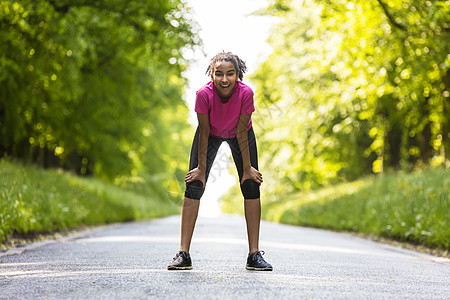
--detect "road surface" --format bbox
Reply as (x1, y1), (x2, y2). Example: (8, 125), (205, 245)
(1, 214), (449, 299)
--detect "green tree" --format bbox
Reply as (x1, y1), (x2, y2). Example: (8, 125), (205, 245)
(250, 0), (449, 197)
(0, 0), (198, 194)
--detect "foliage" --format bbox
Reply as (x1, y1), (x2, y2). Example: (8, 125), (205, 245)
(268, 167), (449, 250)
(250, 0), (449, 195)
(0, 0), (197, 189)
(0, 159), (180, 244)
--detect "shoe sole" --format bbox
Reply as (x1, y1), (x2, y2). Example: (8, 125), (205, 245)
(246, 265), (273, 271)
(167, 266), (193, 270)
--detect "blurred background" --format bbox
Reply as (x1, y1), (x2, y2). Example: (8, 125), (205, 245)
(1, 0), (449, 251)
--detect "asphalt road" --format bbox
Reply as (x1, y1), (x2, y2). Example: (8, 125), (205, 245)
(1, 214), (449, 299)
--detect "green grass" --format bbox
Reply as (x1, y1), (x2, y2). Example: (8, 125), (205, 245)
(0, 159), (180, 244)
(222, 167), (450, 250)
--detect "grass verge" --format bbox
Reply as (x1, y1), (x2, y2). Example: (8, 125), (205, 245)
(221, 167), (449, 253)
(0, 159), (180, 247)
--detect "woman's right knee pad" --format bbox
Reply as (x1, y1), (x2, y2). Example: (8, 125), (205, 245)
(241, 179), (260, 199)
(184, 180), (205, 200)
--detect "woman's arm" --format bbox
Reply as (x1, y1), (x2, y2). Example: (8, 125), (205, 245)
(236, 114), (263, 185)
(185, 113), (210, 187)
(196, 113), (210, 173)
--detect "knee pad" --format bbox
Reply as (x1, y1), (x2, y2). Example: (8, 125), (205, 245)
(241, 179), (260, 199)
(184, 180), (205, 200)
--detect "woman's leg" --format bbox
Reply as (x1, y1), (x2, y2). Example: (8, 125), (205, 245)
(228, 128), (261, 253)
(180, 127), (221, 253)
(180, 197), (200, 253)
(244, 198), (261, 254)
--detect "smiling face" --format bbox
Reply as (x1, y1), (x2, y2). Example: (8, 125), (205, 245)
(211, 61), (238, 98)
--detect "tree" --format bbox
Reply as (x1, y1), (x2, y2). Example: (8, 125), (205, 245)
(0, 0), (198, 195)
(250, 0), (449, 196)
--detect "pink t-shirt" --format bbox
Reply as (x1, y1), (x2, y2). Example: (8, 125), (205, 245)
(195, 81), (255, 138)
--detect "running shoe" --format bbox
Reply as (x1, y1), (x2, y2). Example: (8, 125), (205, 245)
(246, 250), (273, 271)
(167, 251), (192, 270)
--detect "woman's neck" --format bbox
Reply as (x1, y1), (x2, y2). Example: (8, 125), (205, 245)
(220, 95), (231, 103)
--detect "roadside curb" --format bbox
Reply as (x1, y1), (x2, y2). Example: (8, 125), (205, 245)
(374, 240), (450, 264)
(0, 225), (110, 258)
(347, 232), (450, 263)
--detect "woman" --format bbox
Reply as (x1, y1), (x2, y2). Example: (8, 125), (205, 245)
(168, 51), (272, 271)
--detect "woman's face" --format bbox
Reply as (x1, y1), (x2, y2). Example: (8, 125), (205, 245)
(211, 61), (238, 98)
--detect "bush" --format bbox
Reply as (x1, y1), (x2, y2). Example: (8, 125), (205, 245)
(0, 159), (179, 244)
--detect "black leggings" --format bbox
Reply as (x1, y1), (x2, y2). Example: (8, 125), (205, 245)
(185, 127), (260, 200)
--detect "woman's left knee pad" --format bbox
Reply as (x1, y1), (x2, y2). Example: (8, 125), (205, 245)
(241, 179), (260, 199)
(184, 180), (205, 200)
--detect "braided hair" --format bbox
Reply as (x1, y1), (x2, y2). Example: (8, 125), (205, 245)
(205, 51), (247, 81)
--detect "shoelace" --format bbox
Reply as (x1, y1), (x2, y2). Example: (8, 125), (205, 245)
(173, 252), (183, 261)
(251, 250), (265, 262)
(173, 251), (189, 261)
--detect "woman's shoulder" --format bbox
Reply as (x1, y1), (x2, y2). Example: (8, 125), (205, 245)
(237, 81), (254, 96)
(197, 81), (214, 95)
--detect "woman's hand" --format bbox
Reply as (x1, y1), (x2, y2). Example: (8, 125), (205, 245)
(185, 167), (206, 187)
(241, 166), (263, 185)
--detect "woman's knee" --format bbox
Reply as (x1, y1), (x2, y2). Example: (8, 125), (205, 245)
(184, 180), (205, 200)
(241, 179), (260, 199)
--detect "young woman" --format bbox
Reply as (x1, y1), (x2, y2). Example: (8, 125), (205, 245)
(167, 52), (272, 271)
